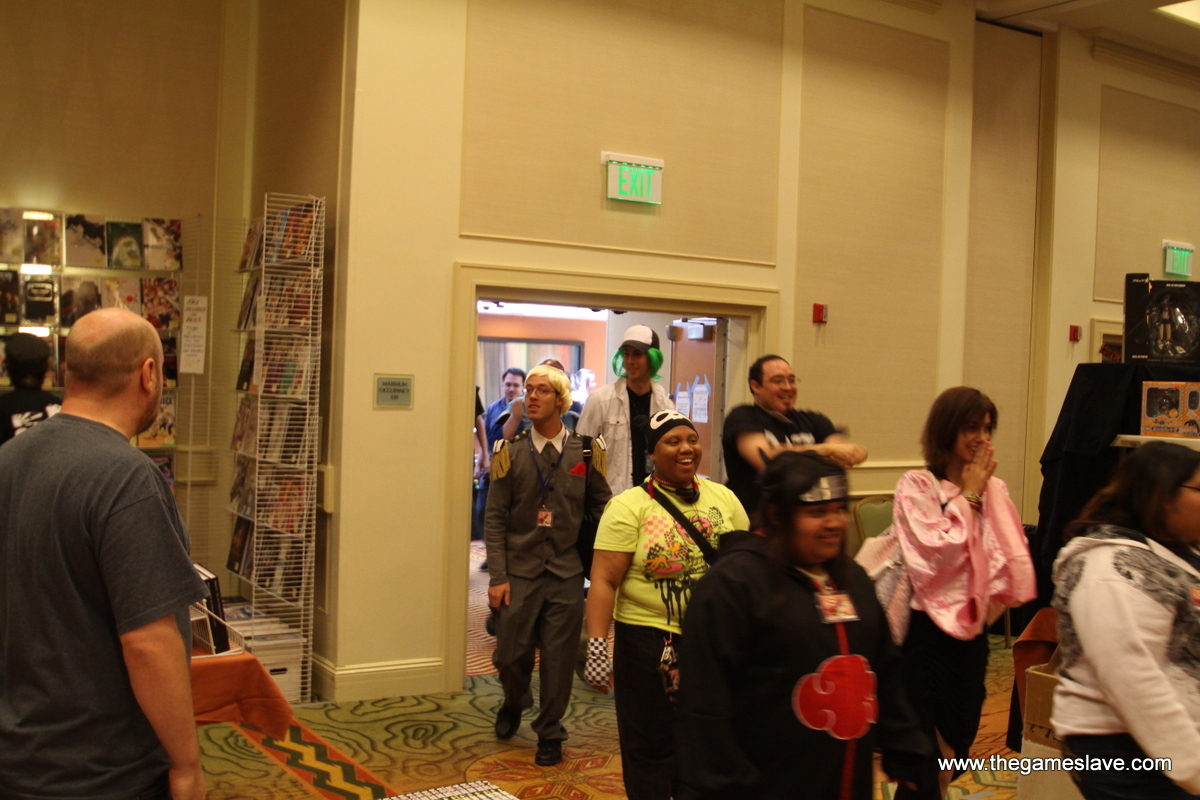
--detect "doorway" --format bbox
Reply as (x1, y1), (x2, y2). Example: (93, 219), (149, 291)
(448, 261), (781, 684)
(466, 301), (743, 680)
(448, 261), (777, 681)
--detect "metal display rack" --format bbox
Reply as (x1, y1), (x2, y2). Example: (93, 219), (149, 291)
(226, 192), (324, 703)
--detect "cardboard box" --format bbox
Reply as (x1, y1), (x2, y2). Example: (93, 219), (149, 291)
(1023, 658), (1062, 751)
(226, 615), (306, 703)
(1141, 381), (1200, 438)
(1125, 274), (1200, 365)
(1016, 653), (1083, 800)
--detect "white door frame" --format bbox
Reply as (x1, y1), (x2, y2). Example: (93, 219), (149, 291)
(443, 261), (781, 685)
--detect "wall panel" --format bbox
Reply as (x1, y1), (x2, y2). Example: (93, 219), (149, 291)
(0, 0), (222, 217)
(1094, 87), (1200, 302)
(461, 0), (783, 264)
(796, 7), (949, 459)
(964, 22), (1040, 509)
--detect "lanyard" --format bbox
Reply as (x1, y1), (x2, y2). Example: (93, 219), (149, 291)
(808, 575), (856, 800)
(527, 432), (567, 505)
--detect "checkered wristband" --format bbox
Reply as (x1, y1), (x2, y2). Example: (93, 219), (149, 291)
(584, 637), (610, 687)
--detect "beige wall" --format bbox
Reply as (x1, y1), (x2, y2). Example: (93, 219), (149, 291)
(0, 1), (222, 217)
(963, 22), (1040, 510)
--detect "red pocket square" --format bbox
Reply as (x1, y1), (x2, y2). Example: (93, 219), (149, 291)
(568, 462), (588, 476)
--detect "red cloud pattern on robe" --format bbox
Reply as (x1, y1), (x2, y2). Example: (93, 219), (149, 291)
(792, 654), (878, 740)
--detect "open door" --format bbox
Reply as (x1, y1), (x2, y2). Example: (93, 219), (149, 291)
(667, 317), (728, 482)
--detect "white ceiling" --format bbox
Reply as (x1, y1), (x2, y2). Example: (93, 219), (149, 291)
(979, 0), (1200, 64)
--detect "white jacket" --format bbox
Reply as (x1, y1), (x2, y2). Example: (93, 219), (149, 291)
(576, 378), (674, 496)
(1051, 526), (1200, 794)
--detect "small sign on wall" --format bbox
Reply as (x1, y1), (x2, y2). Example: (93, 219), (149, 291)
(1164, 240), (1194, 278)
(602, 151), (663, 205)
(375, 374), (414, 409)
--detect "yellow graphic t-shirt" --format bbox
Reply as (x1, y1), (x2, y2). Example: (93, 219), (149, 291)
(595, 478), (750, 634)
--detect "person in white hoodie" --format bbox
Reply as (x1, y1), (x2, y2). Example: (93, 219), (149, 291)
(1052, 440), (1200, 800)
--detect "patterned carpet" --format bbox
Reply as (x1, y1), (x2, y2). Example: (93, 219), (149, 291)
(199, 542), (1024, 799)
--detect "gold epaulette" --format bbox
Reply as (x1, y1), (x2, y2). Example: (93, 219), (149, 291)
(592, 434), (607, 478)
(491, 438), (511, 479)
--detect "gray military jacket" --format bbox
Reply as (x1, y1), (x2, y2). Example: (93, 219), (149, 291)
(485, 429), (611, 586)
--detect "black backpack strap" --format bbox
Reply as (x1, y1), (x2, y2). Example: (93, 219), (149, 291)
(641, 484), (718, 565)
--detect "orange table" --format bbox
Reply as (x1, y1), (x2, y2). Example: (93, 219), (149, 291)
(191, 651), (294, 739)
(1013, 606), (1058, 717)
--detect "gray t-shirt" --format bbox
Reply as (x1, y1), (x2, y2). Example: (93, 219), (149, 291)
(0, 413), (207, 799)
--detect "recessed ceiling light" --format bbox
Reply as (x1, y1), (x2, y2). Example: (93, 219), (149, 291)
(1159, 0), (1200, 29)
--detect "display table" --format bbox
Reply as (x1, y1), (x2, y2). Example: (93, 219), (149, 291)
(1036, 362), (1200, 603)
(192, 651), (294, 739)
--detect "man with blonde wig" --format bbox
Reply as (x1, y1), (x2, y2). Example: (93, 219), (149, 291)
(0, 308), (208, 800)
(486, 365), (611, 767)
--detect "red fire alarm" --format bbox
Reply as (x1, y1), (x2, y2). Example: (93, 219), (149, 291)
(1069, 325), (1082, 342)
(812, 303), (828, 324)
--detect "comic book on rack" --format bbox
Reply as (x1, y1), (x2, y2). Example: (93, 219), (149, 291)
(280, 203), (316, 261)
(235, 337), (257, 392)
(252, 534), (290, 594)
(21, 274), (58, 325)
(280, 540), (305, 601)
(137, 392), (176, 448)
(101, 276), (142, 316)
(24, 215), (61, 265)
(142, 218), (182, 271)
(260, 338), (310, 397)
(65, 214), (107, 267)
(266, 474), (309, 537)
(236, 272), (260, 330)
(263, 203), (316, 264)
(1, 270), (20, 324)
(192, 562), (230, 652)
(261, 272), (313, 329)
(267, 402), (310, 466)
(231, 393), (259, 455)
(141, 278), (180, 329)
(106, 221), (143, 269)
(227, 516), (254, 576)
(236, 219), (264, 272)
(0, 210), (23, 264)
(149, 452), (175, 487)
(161, 334), (178, 387)
(60, 276), (102, 327)
(229, 456), (257, 519)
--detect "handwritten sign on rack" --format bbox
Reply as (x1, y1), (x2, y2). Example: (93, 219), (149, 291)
(180, 295), (208, 374)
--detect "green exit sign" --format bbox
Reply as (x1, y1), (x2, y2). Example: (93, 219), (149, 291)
(1164, 239), (1194, 277)
(603, 151), (663, 205)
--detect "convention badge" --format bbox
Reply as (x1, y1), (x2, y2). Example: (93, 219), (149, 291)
(537, 507), (554, 527)
(1190, 586), (1200, 611)
(816, 592), (859, 624)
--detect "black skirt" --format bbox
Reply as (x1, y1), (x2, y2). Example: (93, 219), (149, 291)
(901, 609), (990, 759)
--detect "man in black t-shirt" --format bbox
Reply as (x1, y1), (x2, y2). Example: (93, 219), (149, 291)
(0, 309), (208, 800)
(721, 354), (866, 514)
(0, 332), (61, 445)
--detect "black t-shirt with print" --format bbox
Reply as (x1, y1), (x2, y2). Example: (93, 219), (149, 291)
(721, 403), (838, 515)
(0, 387), (61, 446)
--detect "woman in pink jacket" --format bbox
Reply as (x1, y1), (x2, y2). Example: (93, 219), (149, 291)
(892, 386), (1036, 800)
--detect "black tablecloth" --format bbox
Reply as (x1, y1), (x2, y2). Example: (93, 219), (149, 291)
(1034, 362), (1200, 602)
